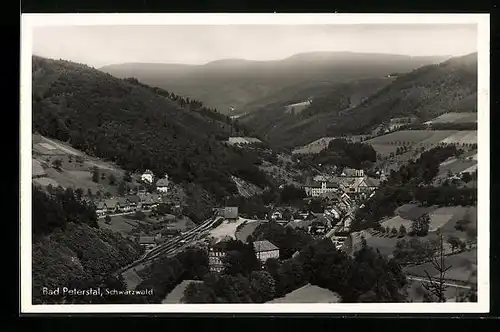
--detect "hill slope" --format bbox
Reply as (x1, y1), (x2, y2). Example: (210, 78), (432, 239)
(241, 53), (477, 148)
(32, 56), (270, 201)
(100, 52), (447, 114)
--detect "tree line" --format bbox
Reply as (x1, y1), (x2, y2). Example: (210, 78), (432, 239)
(183, 237), (407, 303)
(298, 138), (377, 170)
(32, 184), (98, 238)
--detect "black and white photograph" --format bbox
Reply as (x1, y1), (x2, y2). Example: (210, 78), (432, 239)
(20, 13), (489, 313)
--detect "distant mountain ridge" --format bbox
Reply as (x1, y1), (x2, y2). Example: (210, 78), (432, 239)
(100, 52), (448, 114)
(240, 53), (477, 148)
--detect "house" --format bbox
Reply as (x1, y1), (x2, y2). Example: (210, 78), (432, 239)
(141, 169), (154, 184)
(116, 197), (131, 212)
(126, 195), (141, 211)
(271, 211), (283, 220)
(337, 213), (354, 234)
(341, 168), (364, 178)
(364, 177), (381, 192)
(104, 198), (120, 213)
(208, 242), (227, 273)
(324, 206), (341, 220)
(95, 201), (107, 216)
(253, 240), (280, 263)
(138, 236), (157, 251)
(156, 174), (170, 193)
(224, 206), (239, 221)
(140, 195), (155, 210)
(338, 177), (365, 194)
(303, 179), (340, 197)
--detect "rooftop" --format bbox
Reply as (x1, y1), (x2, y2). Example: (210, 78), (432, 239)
(156, 178), (170, 187)
(138, 236), (156, 244)
(253, 240), (279, 252)
(267, 284), (341, 303)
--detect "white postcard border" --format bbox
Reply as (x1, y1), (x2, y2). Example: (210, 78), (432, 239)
(20, 13), (490, 314)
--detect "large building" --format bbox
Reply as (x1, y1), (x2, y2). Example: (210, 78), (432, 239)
(208, 242), (228, 273)
(224, 206), (239, 221)
(253, 240), (280, 263)
(303, 179), (340, 197)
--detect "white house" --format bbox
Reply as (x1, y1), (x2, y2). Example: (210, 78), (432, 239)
(156, 174), (170, 193)
(141, 169), (154, 184)
(253, 240), (280, 263)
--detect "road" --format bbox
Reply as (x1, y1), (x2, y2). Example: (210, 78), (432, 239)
(98, 209), (152, 219)
(406, 276), (474, 290)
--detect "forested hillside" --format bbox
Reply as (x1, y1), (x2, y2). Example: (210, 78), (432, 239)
(32, 56), (271, 202)
(242, 78), (391, 145)
(32, 185), (142, 304)
(101, 52), (446, 114)
(241, 53), (477, 148)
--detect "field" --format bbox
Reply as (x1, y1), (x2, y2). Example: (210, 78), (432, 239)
(33, 177), (60, 187)
(97, 215), (145, 237)
(395, 204), (438, 220)
(32, 134), (144, 195)
(425, 112), (477, 124)
(267, 284), (341, 303)
(32, 159), (46, 177)
(364, 130), (477, 157)
(292, 135), (367, 155)
(227, 137), (263, 146)
(380, 216), (413, 231)
(404, 249), (477, 283)
(352, 205), (476, 258)
(285, 100), (311, 115)
(162, 280), (202, 304)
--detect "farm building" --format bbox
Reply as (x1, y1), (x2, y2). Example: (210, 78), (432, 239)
(253, 240), (280, 263)
(224, 206), (239, 221)
(156, 174), (170, 193)
(267, 284), (341, 303)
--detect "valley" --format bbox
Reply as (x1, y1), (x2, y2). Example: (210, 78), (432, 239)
(30, 49), (479, 305)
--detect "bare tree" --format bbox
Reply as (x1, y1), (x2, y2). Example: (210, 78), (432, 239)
(422, 233), (452, 302)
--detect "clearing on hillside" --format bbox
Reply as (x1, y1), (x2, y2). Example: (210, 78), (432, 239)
(425, 112), (477, 124)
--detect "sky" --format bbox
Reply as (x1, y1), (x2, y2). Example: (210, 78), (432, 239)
(32, 24), (478, 68)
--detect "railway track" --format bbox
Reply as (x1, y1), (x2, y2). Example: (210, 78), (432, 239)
(114, 212), (224, 277)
